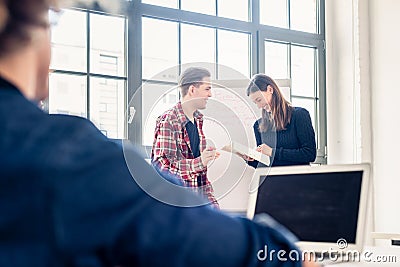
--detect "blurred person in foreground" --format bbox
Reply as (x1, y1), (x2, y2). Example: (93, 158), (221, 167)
(0, 0), (319, 266)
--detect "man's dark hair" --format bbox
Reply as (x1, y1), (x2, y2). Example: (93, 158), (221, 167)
(179, 67), (211, 97)
(0, 0), (57, 58)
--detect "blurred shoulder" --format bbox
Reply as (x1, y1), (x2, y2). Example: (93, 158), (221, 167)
(49, 114), (105, 141)
(44, 114), (120, 162)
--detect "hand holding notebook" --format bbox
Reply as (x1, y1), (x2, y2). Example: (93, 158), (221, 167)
(221, 141), (270, 166)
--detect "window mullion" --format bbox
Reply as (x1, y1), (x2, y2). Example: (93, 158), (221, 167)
(86, 11), (91, 120)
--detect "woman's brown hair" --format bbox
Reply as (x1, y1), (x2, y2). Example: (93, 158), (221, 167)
(246, 74), (293, 132)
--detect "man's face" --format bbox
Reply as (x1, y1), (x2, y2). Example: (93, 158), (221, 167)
(25, 10), (53, 101)
(191, 76), (212, 110)
(34, 26), (52, 101)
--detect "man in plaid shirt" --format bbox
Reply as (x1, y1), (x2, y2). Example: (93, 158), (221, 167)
(151, 67), (220, 208)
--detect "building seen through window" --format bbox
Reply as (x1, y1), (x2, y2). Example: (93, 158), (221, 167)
(47, 1), (326, 163)
(49, 9), (126, 139)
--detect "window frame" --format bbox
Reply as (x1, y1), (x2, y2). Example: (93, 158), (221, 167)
(128, 0), (326, 163)
(49, 8), (128, 139)
(54, 1), (326, 163)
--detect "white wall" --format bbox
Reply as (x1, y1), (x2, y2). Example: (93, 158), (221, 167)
(325, 0), (372, 164)
(369, 0), (400, 233)
(326, 0), (400, 234)
(211, 0), (400, 230)
(326, 0), (359, 164)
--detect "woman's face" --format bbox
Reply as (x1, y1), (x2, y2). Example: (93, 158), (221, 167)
(249, 86), (273, 112)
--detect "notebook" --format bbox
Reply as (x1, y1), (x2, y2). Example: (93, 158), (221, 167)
(247, 164), (371, 264)
(221, 141), (270, 166)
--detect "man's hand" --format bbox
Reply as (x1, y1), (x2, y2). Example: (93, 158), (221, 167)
(201, 147), (219, 166)
(221, 144), (254, 161)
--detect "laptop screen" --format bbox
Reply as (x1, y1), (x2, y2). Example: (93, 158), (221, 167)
(254, 170), (363, 244)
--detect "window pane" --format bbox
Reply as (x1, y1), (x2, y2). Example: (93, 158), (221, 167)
(279, 85), (291, 101)
(49, 73), (87, 118)
(90, 78), (125, 139)
(218, 30), (250, 79)
(51, 10), (86, 72)
(142, 18), (178, 82)
(181, 24), (216, 77)
(290, 0), (317, 33)
(90, 14), (126, 76)
(291, 97), (316, 130)
(181, 0), (216, 16)
(142, 82), (179, 146)
(265, 41), (289, 79)
(218, 0), (249, 21)
(291, 45), (315, 97)
(260, 0), (288, 28)
(142, 0), (178, 9)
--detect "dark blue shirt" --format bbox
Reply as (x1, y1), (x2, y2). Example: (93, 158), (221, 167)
(248, 107), (316, 167)
(185, 119), (200, 158)
(0, 76), (302, 267)
(185, 119), (204, 186)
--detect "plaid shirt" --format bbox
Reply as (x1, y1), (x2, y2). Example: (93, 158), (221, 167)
(151, 102), (219, 208)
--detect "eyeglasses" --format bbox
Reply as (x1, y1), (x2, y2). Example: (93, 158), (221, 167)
(57, 0), (123, 14)
(48, 8), (64, 27)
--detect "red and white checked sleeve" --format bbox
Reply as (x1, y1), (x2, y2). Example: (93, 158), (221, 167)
(152, 119), (205, 183)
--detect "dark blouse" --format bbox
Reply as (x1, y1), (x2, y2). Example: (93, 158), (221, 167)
(248, 107), (316, 167)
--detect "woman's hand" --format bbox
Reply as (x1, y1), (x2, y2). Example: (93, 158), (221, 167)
(256, 144), (273, 157)
(221, 144), (255, 161)
(239, 153), (254, 161)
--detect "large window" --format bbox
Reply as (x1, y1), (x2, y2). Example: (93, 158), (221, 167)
(265, 41), (320, 146)
(143, 0), (250, 21)
(51, 1), (326, 163)
(135, 0), (326, 163)
(141, 17), (251, 148)
(49, 9), (127, 139)
(260, 0), (318, 33)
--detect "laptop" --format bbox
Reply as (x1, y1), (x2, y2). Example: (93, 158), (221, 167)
(247, 164), (371, 264)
